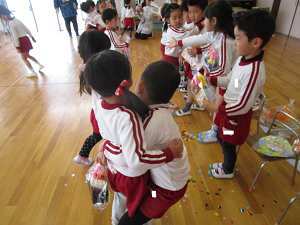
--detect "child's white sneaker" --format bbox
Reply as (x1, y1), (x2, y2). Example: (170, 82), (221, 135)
(173, 109), (191, 117)
(198, 130), (218, 143)
(38, 64), (44, 71)
(208, 168), (234, 179)
(179, 87), (188, 93)
(191, 104), (205, 111)
(26, 70), (38, 78)
(209, 163), (223, 169)
(178, 82), (186, 88)
(73, 155), (94, 166)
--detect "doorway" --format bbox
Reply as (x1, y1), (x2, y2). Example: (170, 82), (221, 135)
(6, 0), (85, 32)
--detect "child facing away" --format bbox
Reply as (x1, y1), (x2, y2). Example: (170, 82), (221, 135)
(0, 5), (44, 78)
(168, 0), (238, 144)
(102, 8), (131, 53)
(119, 0), (135, 40)
(162, 3), (203, 70)
(100, 61), (190, 225)
(135, 0), (159, 40)
(73, 30), (111, 166)
(84, 50), (184, 221)
(203, 9), (276, 179)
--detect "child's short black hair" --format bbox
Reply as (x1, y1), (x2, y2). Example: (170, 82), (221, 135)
(78, 30), (111, 95)
(102, 8), (118, 24)
(187, 0), (207, 11)
(87, 0), (96, 8)
(85, 50), (150, 118)
(0, 5), (14, 19)
(234, 9), (276, 49)
(81, 2), (91, 13)
(180, 0), (188, 12)
(140, 61), (180, 104)
(124, 0), (131, 5)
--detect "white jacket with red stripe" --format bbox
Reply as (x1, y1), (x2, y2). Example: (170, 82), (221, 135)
(94, 99), (174, 177)
(211, 53), (266, 116)
(179, 32), (237, 77)
(143, 104), (190, 191)
(104, 29), (129, 53)
(164, 23), (203, 58)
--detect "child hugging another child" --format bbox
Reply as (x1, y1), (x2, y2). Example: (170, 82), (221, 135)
(119, 0), (135, 41)
(203, 9), (276, 179)
(73, 30), (111, 166)
(101, 61), (190, 225)
(84, 50), (184, 225)
(93, 0), (107, 32)
(102, 8), (131, 53)
(0, 5), (44, 78)
(81, 0), (98, 30)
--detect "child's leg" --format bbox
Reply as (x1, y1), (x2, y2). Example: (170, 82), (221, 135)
(217, 130), (236, 173)
(135, 32), (141, 39)
(74, 132), (102, 166)
(118, 207), (151, 225)
(27, 55), (44, 70)
(128, 27), (133, 39)
(120, 28), (126, 36)
(20, 52), (34, 70)
(112, 192), (127, 225)
(173, 79), (193, 116)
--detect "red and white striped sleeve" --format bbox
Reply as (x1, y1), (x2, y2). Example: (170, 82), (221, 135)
(104, 107), (173, 170)
(219, 61), (265, 116)
(106, 30), (129, 51)
(168, 24), (201, 41)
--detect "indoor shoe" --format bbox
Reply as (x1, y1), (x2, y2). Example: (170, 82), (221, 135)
(191, 104), (205, 111)
(208, 168), (234, 179)
(179, 87), (188, 93)
(182, 93), (188, 100)
(173, 109), (191, 117)
(73, 155), (94, 166)
(199, 129), (212, 137)
(168, 102), (179, 109)
(209, 163), (223, 169)
(198, 131), (218, 143)
(178, 83), (186, 88)
(38, 64), (44, 71)
(26, 71), (38, 78)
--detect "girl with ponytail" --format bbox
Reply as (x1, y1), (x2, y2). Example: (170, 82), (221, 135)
(84, 50), (183, 220)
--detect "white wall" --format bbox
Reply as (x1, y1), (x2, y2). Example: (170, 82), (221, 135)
(256, 0), (274, 10)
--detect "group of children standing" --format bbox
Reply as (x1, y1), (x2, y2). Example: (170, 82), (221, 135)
(0, 0), (276, 224)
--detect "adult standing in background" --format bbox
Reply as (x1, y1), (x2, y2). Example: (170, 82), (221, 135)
(54, 0), (80, 37)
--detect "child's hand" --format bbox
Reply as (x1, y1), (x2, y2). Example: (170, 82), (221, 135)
(188, 47), (197, 57)
(32, 37), (36, 43)
(56, 8), (59, 13)
(95, 141), (108, 166)
(203, 99), (218, 112)
(17, 49), (21, 53)
(204, 67), (208, 76)
(98, 25), (103, 30)
(168, 138), (183, 159)
(166, 37), (178, 49)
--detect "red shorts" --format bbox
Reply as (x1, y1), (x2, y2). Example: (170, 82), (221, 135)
(140, 182), (188, 218)
(107, 169), (150, 217)
(18, 36), (33, 53)
(214, 107), (253, 145)
(90, 109), (100, 134)
(124, 18), (134, 28)
(160, 43), (165, 57)
(219, 87), (226, 96)
(162, 55), (179, 71)
(184, 61), (192, 79)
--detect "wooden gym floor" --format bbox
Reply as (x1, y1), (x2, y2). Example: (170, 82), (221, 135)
(0, 30), (300, 225)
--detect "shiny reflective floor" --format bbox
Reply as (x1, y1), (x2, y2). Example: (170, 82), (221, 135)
(0, 30), (300, 225)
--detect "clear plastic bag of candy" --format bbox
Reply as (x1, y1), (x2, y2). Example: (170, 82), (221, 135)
(86, 163), (111, 211)
(191, 72), (216, 107)
(202, 33), (224, 73)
